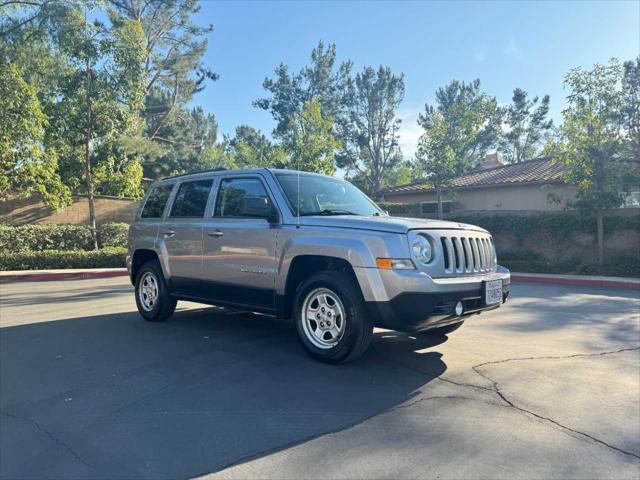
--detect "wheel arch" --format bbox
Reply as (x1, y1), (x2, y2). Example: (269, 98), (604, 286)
(130, 249), (160, 283)
(279, 254), (362, 320)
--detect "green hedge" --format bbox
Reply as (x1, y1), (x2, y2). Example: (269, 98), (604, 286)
(97, 223), (129, 248)
(0, 247), (127, 271)
(0, 223), (129, 253)
(375, 206), (640, 277)
(377, 203), (640, 237)
(500, 251), (639, 277)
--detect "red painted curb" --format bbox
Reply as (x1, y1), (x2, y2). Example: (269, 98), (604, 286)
(0, 269), (128, 283)
(512, 274), (640, 291)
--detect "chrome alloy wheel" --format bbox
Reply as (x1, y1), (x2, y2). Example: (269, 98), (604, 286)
(301, 288), (346, 349)
(139, 271), (159, 312)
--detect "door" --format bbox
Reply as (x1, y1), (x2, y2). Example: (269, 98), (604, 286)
(202, 176), (279, 309)
(161, 178), (214, 294)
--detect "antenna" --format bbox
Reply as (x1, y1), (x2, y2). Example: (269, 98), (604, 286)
(296, 110), (301, 225)
(297, 158), (300, 225)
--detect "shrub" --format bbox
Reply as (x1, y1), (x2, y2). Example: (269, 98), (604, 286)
(0, 224), (95, 253)
(0, 247), (127, 271)
(502, 254), (639, 277)
(0, 223), (130, 253)
(97, 223), (129, 248)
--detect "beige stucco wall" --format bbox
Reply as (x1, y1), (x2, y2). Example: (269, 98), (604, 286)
(0, 195), (140, 225)
(382, 183), (578, 212)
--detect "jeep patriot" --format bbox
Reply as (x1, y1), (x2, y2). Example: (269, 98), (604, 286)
(127, 168), (511, 363)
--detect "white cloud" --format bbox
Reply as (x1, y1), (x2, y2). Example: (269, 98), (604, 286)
(503, 36), (522, 61)
(396, 108), (423, 160)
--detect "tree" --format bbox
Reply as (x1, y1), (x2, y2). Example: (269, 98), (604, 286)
(228, 125), (287, 169)
(416, 113), (457, 219)
(348, 160), (413, 195)
(0, 63), (71, 207)
(255, 41), (351, 141)
(416, 79), (501, 218)
(52, 7), (146, 248)
(142, 106), (218, 177)
(1, 0), (218, 218)
(281, 99), (340, 175)
(500, 88), (553, 163)
(337, 66), (405, 194)
(554, 58), (639, 265)
(107, 0), (218, 140)
(622, 57), (640, 160)
(1, 1), (150, 200)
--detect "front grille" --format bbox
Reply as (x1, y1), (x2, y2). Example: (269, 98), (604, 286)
(440, 235), (496, 274)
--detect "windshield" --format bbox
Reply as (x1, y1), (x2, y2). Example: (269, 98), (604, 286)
(274, 172), (383, 217)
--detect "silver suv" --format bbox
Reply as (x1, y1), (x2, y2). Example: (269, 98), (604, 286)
(127, 168), (510, 363)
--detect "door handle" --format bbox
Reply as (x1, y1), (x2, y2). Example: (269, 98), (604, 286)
(163, 230), (176, 238)
(207, 230), (224, 238)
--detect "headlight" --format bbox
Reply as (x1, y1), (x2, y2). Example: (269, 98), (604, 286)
(412, 235), (433, 265)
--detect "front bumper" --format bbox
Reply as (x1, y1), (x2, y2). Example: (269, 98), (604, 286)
(359, 267), (511, 333)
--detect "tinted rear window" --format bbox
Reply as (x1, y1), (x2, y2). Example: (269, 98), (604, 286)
(169, 179), (213, 218)
(141, 184), (173, 218)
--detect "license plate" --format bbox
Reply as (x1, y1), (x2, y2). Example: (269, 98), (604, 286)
(484, 279), (503, 305)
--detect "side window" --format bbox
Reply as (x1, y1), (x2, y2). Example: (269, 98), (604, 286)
(141, 184), (173, 218)
(169, 179), (213, 218)
(214, 178), (276, 218)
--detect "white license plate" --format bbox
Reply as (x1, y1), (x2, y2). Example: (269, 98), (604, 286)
(484, 280), (503, 305)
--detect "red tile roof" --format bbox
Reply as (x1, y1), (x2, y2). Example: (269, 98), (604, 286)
(380, 157), (570, 195)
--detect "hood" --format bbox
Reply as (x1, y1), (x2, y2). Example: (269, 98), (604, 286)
(294, 215), (488, 234)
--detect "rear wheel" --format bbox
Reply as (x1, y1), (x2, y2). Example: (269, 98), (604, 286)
(135, 260), (177, 322)
(294, 271), (373, 363)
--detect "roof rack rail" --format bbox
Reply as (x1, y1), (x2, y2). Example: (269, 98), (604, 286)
(161, 167), (227, 181)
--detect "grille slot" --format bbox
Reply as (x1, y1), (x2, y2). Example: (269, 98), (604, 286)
(439, 233), (495, 274)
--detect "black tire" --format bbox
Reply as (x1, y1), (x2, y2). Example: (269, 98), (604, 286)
(134, 260), (177, 322)
(293, 270), (373, 363)
(420, 321), (464, 336)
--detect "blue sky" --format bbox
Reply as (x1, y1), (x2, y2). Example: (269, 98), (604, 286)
(193, 0), (639, 158)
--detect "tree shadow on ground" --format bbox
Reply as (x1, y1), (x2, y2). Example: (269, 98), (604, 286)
(0, 307), (448, 480)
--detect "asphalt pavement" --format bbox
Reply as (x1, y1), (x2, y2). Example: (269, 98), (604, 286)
(0, 277), (638, 480)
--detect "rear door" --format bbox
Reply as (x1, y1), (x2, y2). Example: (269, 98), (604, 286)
(131, 181), (175, 256)
(202, 175), (280, 310)
(161, 177), (214, 294)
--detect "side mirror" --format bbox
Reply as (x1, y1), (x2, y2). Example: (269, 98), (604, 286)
(239, 196), (278, 222)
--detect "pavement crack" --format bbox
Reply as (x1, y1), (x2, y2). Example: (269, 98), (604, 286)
(1, 410), (93, 469)
(470, 346), (640, 460)
(473, 346), (640, 371)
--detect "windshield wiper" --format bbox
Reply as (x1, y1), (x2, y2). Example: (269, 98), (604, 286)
(300, 209), (358, 216)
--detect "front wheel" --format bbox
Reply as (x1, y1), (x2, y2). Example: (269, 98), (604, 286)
(135, 260), (177, 322)
(294, 271), (373, 363)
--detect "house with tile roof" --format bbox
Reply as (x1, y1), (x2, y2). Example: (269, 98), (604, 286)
(378, 153), (579, 214)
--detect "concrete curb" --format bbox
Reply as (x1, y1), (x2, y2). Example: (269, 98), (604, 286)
(0, 268), (128, 283)
(511, 273), (640, 291)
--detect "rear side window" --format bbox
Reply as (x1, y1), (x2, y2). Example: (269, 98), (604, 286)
(214, 177), (275, 218)
(141, 184), (173, 218)
(169, 179), (213, 218)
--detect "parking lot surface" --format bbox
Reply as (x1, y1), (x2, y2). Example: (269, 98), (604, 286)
(1, 277), (639, 480)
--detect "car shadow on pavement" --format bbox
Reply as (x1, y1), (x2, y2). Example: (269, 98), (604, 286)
(0, 307), (447, 480)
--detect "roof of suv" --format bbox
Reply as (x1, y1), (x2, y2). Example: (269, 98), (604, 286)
(160, 168), (335, 182)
